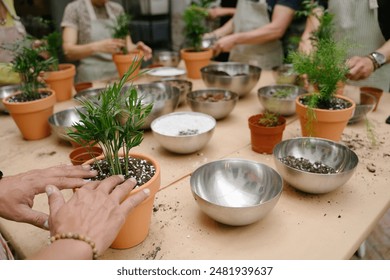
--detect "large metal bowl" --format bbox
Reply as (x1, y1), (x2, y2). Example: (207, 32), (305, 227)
(273, 137), (359, 194)
(190, 158), (283, 226)
(348, 92), (376, 124)
(0, 84), (20, 113)
(151, 112), (216, 154)
(153, 51), (180, 67)
(187, 88), (239, 120)
(48, 107), (83, 142)
(257, 84), (307, 116)
(152, 78), (192, 106)
(201, 62), (262, 97)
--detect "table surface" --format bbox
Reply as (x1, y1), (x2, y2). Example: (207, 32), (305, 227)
(0, 70), (389, 260)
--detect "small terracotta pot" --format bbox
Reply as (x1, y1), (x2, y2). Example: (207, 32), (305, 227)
(248, 114), (286, 154)
(360, 86), (383, 111)
(112, 50), (143, 81)
(69, 146), (103, 165)
(84, 152), (161, 249)
(44, 64), (76, 102)
(180, 48), (213, 79)
(3, 89), (56, 140)
(295, 94), (356, 142)
(74, 82), (93, 93)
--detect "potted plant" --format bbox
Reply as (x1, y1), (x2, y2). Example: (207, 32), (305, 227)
(248, 111), (286, 154)
(68, 60), (160, 249)
(42, 30), (76, 102)
(181, 1), (214, 79)
(110, 13), (143, 81)
(2, 38), (57, 140)
(289, 10), (355, 141)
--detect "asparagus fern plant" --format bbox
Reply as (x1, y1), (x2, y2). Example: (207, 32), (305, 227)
(68, 59), (153, 177)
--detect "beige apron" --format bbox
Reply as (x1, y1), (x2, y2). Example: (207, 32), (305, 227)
(328, 0), (390, 91)
(76, 0), (118, 83)
(229, 0), (283, 69)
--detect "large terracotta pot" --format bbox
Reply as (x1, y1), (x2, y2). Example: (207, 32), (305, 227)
(44, 63), (76, 102)
(3, 89), (56, 140)
(180, 48), (213, 79)
(295, 94), (356, 142)
(85, 152), (161, 249)
(112, 50), (143, 81)
(248, 114), (286, 154)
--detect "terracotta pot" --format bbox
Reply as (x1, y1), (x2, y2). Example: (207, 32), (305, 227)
(44, 64), (76, 102)
(360, 86), (383, 111)
(74, 82), (93, 93)
(295, 94), (356, 142)
(248, 114), (286, 154)
(112, 50), (143, 81)
(84, 152), (161, 249)
(180, 48), (213, 79)
(3, 89), (56, 140)
(69, 146), (103, 165)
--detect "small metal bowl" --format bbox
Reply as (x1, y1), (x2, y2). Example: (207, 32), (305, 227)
(348, 92), (376, 124)
(48, 107), (84, 142)
(272, 64), (298, 85)
(153, 51), (180, 67)
(201, 62), (262, 97)
(190, 158), (283, 226)
(0, 84), (20, 113)
(151, 112), (216, 154)
(73, 87), (105, 103)
(152, 78), (193, 106)
(273, 137), (359, 194)
(257, 84), (307, 116)
(187, 88), (239, 120)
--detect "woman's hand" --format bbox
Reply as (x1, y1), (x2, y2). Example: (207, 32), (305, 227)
(94, 38), (126, 54)
(46, 176), (149, 256)
(0, 165), (97, 229)
(346, 56), (375, 80)
(135, 41), (152, 60)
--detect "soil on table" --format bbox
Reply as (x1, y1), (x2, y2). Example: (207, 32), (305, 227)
(279, 155), (337, 174)
(89, 157), (156, 188)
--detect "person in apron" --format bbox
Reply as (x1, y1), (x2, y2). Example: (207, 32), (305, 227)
(210, 0), (301, 69)
(300, 0), (390, 92)
(61, 0), (152, 83)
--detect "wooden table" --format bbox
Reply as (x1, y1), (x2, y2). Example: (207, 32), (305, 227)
(0, 70), (389, 260)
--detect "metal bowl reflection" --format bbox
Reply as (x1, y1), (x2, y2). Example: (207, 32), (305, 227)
(0, 84), (20, 113)
(152, 78), (192, 106)
(190, 158), (283, 226)
(273, 137), (358, 194)
(48, 107), (83, 142)
(201, 63), (261, 97)
(348, 92), (376, 124)
(153, 51), (180, 67)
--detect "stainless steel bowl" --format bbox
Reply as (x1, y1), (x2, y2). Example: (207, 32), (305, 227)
(273, 137), (359, 194)
(151, 112), (216, 154)
(152, 78), (192, 105)
(257, 84), (307, 116)
(73, 87), (105, 103)
(348, 92), (376, 124)
(153, 51), (180, 67)
(201, 62), (262, 97)
(190, 158), (283, 226)
(0, 84), (20, 113)
(48, 107), (83, 142)
(187, 88), (239, 120)
(272, 64), (298, 85)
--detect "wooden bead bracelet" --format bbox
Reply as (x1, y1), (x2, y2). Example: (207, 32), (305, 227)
(50, 232), (99, 260)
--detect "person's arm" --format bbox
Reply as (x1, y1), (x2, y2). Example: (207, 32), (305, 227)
(62, 26), (126, 61)
(0, 165), (97, 229)
(298, 6), (323, 53)
(347, 39), (390, 80)
(213, 5), (296, 55)
(30, 176), (149, 260)
(208, 7), (236, 19)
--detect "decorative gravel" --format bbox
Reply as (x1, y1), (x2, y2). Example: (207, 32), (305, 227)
(279, 155), (337, 174)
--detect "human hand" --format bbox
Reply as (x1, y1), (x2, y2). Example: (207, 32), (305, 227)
(0, 165), (97, 229)
(212, 34), (236, 56)
(346, 56), (375, 80)
(135, 41), (152, 60)
(46, 176), (149, 256)
(208, 7), (221, 20)
(95, 38), (126, 54)
(298, 38), (313, 54)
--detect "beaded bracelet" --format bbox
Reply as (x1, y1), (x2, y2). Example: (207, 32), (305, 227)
(49, 232), (99, 260)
